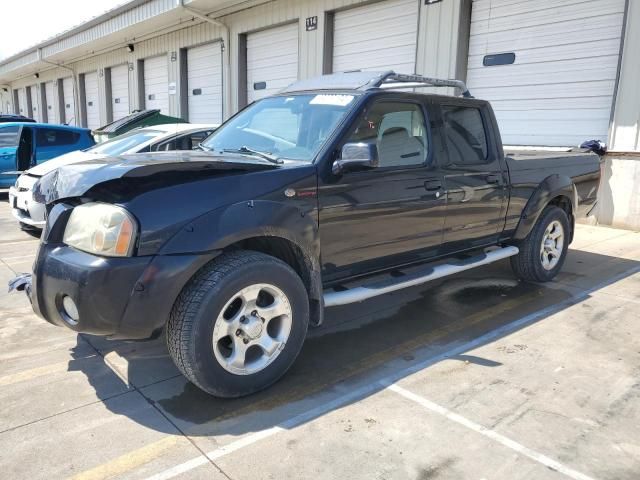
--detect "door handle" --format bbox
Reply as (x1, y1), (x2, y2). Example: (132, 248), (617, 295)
(486, 174), (501, 184)
(424, 179), (442, 191)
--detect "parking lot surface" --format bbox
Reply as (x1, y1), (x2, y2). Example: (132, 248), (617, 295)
(1, 198), (639, 480)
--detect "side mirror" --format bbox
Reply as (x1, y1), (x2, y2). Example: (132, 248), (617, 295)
(332, 142), (378, 175)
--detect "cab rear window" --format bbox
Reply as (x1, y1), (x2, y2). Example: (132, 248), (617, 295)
(441, 105), (488, 165)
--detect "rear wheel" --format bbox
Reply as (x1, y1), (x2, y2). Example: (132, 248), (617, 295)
(166, 250), (309, 397)
(511, 206), (570, 282)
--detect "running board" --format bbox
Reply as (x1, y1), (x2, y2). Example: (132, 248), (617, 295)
(323, 246), (519, 307)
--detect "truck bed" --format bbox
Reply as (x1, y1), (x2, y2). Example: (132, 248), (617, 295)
(503, 149), (601, 232)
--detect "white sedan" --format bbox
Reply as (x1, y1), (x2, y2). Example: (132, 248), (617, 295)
(9, 123), (217, 229)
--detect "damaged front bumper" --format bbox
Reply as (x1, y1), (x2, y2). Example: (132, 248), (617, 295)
(8, 203), (221, 340)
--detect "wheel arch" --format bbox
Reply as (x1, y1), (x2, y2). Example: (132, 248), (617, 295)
(513, 175), (577, 243)
(159, 200), (324, 326)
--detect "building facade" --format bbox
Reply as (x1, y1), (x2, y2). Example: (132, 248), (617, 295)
(0, 0), (638, 228)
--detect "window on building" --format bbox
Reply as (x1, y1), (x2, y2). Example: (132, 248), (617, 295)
(441, 105), (488, 165)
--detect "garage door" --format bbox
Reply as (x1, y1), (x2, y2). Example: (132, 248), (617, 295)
(17, 88), (27, 116)
(187, 42), (223, 123)
(144, 55), (169, 113)
(466, 0), (626, 146)
(246, 23), (298, 103)
(63, 77), (76, 125)
(84, 72), (100, 130)
(332, 0), (419, 74)
(44, 81), (57, 124)
(110, 64), (130, 121)
(29, 85), (40, 122)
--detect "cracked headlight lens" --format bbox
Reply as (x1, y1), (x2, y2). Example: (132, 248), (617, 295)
(63, 202), (137, 257)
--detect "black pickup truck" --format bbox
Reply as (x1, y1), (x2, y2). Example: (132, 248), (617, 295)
(13, 72), (601, 397)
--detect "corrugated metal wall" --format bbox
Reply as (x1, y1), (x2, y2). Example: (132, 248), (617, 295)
(2, 0), (467, 127)
(610, 0), (639, 151)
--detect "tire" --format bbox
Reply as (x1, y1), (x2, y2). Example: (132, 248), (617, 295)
(510, 206), (570, 283)
(166, 250), (309, 398)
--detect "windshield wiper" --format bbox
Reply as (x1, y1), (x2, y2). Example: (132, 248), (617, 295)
(222, 146), (283, 164)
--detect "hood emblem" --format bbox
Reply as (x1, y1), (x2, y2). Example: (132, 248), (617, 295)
(284, 188), (296, 198)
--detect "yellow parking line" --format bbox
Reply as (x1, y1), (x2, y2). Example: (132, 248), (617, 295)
(69, 436), (184, 480)
(0, 358), (94, 387)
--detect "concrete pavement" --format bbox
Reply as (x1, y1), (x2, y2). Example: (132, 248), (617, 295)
(0, 198), (638, 480)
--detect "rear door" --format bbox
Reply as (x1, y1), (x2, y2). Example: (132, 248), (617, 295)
(34, 127), (81, 164)
(319, 97), (446, 281)
(438, 102), (507, 251)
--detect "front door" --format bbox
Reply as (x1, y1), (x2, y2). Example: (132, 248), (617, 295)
(319, 99), (446, 283)
(438, 103), (507, 251)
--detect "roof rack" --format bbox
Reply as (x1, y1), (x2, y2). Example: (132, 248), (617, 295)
(370, 72), (472, 98)
(280, 70), (472, 97)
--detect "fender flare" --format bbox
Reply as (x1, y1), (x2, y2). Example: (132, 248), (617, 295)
(512, 174), (577, 241)
(158, 200), (324, 325)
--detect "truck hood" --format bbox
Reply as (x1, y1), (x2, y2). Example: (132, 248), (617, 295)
(28, 150), (98, 177)
(33, 151), (279, 204)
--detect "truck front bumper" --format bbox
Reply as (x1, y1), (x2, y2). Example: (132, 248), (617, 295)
(14, 203), (221, 340)
(26, 242), (222, 339)
(30, 243), (154, 338)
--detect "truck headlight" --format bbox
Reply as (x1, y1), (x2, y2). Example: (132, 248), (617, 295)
(63, 203), (137, 257)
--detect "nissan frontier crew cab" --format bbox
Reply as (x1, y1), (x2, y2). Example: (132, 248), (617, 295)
(11, 71), (602, 398)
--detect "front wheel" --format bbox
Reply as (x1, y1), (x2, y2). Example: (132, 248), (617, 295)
(166, 250), (309, 398)
(511, 206), (570, 282)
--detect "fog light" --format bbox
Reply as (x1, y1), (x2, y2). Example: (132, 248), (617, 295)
(62, 295), (79, 325)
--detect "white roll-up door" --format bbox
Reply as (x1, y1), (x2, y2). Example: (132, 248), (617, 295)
(63, 77), (76, 125)
(332, 0), (419, 74)
(44, 81), (57, 124)
(17, 88), (27, 116)
(247, 23), (298, 103)
(466, 0), (625, 146)
(84, 71), (100, 130)
(110, 64), (130, 121)
(30, 85), (40, 122)
(187, 42), (223, 123)
(144, 55), (169, 113)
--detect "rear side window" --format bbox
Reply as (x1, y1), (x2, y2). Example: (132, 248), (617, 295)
(0, 126), (19, 147)
(36, 128), (81, 147)
(441, 106), (488, 165)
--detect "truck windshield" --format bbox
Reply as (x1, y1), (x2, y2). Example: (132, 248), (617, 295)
(201, 94), (356, 162)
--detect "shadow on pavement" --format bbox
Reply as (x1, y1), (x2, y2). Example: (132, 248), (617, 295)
(68, 250), (639, 439)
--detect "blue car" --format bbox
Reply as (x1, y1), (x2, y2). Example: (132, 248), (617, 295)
(0, 122), (94, 188)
